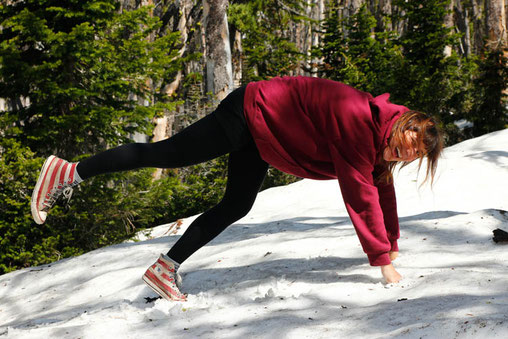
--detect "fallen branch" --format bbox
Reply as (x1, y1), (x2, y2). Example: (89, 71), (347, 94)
(164, 219), (184, 235)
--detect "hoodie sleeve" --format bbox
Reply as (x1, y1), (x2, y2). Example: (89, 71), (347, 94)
(329, 142), (393, 266)
(374, 179), (400, 252)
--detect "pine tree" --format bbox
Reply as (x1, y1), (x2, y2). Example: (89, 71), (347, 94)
(390, 0), (469, 124)
(0, 0), (186, 273)
(318, 3), (401, 95)
(468, 49), (508, 136)
(0, 0), (183, 159)
(228, 0), (308, 81)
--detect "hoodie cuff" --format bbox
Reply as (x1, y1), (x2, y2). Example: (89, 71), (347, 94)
(390, 239), (399, 252)
(367, 252), (391, 266)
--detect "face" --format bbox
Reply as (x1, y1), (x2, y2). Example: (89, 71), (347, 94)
(383, 130), (426, 162)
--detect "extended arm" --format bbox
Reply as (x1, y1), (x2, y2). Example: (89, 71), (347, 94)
(330, 144), (402, 283)
(375, 177), (400, 253)
(375, 172), (402, 283)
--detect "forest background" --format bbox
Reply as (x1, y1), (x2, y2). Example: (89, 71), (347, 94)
(0, 0), (506, 274)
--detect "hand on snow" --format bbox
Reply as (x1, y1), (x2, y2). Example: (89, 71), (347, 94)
(381, 263), (402, 284)
(389, 251), (399, 261)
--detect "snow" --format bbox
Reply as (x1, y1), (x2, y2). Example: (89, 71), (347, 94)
(1, 129), (507, 339)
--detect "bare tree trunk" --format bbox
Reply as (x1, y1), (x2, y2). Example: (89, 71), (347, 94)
(376, 0), (393, 31)
(151, 116), (173, 179)
(339, 0), (365, 36)
(294, 14), (303, 76)
(506, 0), (508, 42)
(160, 0), (192, 98)
(471, 0), (486, 54)
(485, 0), (507, 50)
(349, 0), (365, 15)
(444, 0), (455, 57)
(203, 0), (234, 101)
(231, 28), (243, 87)
(294, 0), (319, 76)
(131, 0), (197, 178)
(311, 0), (325, 75)
(455, 0), (471, 56)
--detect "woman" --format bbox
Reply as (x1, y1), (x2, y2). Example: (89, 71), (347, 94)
(31, 76), (443, 301)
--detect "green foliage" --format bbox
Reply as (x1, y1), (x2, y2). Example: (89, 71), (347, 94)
(228, 0), (303, 187)
(2, 0), (506, 275)
(318, 0), (480, 145)
(48, 165), (227, 252)
(0, 0), (194, 274)
(395, 0), (456, 73)
(467, 49), (508, 136)
(229, 0), (308, 81)
(317, 4), (402, 95)
(0, 141), (228, 274)
(389, 0), (479, 144)
(0, 0), (184, 158)
(390, 0), (464, 115)
(0, 138), (79, 274)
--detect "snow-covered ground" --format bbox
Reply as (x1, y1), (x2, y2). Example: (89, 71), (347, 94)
(1, 129), (507, 339)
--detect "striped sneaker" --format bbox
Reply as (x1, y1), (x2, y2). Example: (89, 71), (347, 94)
(142, 254), (186, 302)
(31, 155), (79, 225)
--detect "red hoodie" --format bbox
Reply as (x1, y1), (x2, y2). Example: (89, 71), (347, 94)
(243, 76), (409, 266)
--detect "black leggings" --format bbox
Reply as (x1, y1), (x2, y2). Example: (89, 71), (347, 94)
(76, 89), (269, 264)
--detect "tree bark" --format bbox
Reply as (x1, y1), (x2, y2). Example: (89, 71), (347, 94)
(376, 0), (393, 31)
(230, 27), (243, 87)
(485, 0), (507, 50)
(203, 0), (234, 101)
(444, 0), (455, 57)
(151, 116), (171, 179)
(470, 0), (485, 54)
(311, 0), (325, 75)
(455, 0), (471, 56)
(349, 0), (365, 15)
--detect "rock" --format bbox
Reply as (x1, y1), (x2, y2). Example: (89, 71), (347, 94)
(493, 228), (508, 243)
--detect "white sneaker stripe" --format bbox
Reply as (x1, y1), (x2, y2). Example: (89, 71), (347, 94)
(54, 161), (65, 188)
(38, 157), (60, 210)
(32, 155), (55, 224)
(64, 163), (72, 184)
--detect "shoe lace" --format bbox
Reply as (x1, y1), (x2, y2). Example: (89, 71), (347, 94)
(42, 183), (74, 211)
(63, 186), (74, 202)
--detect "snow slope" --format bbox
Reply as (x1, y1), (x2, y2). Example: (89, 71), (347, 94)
(1, 129), (507, 339)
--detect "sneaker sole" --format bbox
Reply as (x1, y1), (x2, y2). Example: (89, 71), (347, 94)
(142, 271), (186, 302)
(31, 155), (56, 225)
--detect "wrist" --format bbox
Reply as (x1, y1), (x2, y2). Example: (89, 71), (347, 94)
(390, 239), (399, 252)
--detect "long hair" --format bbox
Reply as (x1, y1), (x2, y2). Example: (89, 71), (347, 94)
(379, 110), (444, 185)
